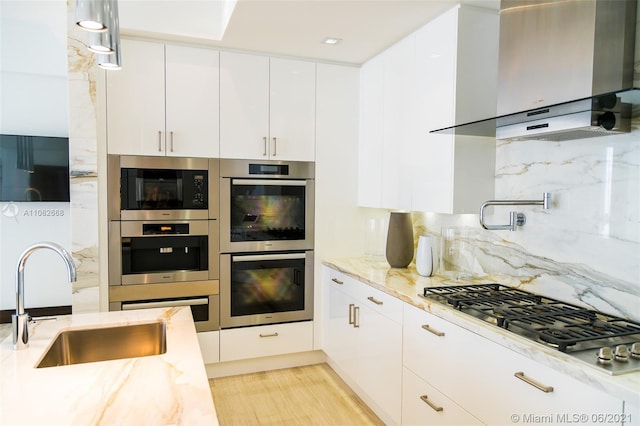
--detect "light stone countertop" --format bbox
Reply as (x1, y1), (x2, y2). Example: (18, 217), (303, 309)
(322, 257), (640, 405)
(0, 306), (218, 425)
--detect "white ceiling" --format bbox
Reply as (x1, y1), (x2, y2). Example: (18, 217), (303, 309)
(120, 0), (500, 65)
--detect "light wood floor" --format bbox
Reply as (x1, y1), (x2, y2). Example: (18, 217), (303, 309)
(209, 363), (385, 426)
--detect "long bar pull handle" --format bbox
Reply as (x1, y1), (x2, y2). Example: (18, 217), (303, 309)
(158, 131), (162, 152)
(353, 306), (360, 328)
(263, 137), (267, 156)
(421, 324), (445, 337)
(259, 332), (279, 338)
(420, 395), (444, 412)
(272, 137), (277, 156)
(348, 303), (355, 325)
(170, 131), (174, 152)
(367, 296), (383, 305)
(331, 278), (344, 285)
(514, 372), (554, 393)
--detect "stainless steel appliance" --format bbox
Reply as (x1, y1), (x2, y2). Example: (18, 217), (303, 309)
(108, 219), (219, 286)
(220, 251), (313, 328)
(109, 281), (219, 332)
(108, 155), (219, 221)
(430, 0), (637, 141)
(421, 284), (640, 375)
(219, 159), (314, 253)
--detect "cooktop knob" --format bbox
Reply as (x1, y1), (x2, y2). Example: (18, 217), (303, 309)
(631, 343), (640, 359)
(597, 347), (613, 364)
(614, 345), (629, 362)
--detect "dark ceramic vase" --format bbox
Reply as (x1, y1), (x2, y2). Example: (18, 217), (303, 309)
(385, 211), (414, 268)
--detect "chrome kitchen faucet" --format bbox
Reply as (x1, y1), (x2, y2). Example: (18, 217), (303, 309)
(12, 242), (77, 350)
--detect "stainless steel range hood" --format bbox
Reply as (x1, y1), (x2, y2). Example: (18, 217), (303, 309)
(431, 0), (638, 141)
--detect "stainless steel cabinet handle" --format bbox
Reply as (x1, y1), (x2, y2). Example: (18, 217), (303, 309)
(158, 131), (162, 152)
(331, 277), (344, 285)
(348, 303), (355, 325)
(259, 332), (279, 338)
(353, 306), (360, 328)
(272, 137), (277, 156)
(420, 395), (443, 412)
(514, 372), (554, 393)
(170, 131), (174, 152)
(367, 296), (383, 305)
(263, 137), (267, 156)
(421, 324), (445, 337)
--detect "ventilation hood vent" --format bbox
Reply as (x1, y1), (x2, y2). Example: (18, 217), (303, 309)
(431, 0), (638, 141)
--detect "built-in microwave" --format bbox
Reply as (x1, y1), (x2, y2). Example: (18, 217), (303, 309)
(219, 159), (315, 253)
(108, 155), (219, 221)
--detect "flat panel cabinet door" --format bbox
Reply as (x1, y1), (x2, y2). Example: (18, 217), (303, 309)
(219, 52), (270, 160)
(402, 367), (483, 426)
(165, 45), (220, 158)
(106, 39), (165, 156)
(357, 55), (384, 208)
(269, 58), (316, 162)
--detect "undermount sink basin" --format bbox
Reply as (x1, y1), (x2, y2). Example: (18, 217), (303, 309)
(36, 321), (167, 368)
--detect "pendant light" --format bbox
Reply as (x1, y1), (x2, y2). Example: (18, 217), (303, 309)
(75, 0), (109, 32)
(97, 0), (121, 69)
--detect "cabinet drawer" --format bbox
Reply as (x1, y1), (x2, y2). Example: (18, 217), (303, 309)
(402, 367), (482, 426)
(220, 321), (313, 362)
(197, 330), (220, 364)
(325, 267), (402, 323)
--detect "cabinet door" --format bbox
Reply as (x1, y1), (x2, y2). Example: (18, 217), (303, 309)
(356, 299), (402, 425)
(323, 280), (360, 385)
(269, 58), (316, 161)
(402, 367), (483, 426)
(165, 45), (220, 158)
(219, 51), (269, 160)
(358, 54), (384, 208)
(106, 39), (165, 156)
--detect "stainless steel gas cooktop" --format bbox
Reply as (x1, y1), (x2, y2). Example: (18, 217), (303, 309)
(421, 284), (640, 375)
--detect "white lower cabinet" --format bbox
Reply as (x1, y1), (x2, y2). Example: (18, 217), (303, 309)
(322, 267), (402, 425)
(403, 303), (623, 425)
(219, 321), (313, 362)
(402, 367), (482, 426)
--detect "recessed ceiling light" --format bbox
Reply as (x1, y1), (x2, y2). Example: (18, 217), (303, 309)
(322, 37), (342, 45)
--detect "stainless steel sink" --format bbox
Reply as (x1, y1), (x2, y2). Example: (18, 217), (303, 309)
(36, 321), (167, 368)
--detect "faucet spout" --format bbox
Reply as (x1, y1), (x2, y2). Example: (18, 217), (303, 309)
(13, 242), (77, 350)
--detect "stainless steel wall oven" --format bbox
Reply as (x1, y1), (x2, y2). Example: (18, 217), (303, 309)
(220, 251), (313, 328)
(108, 155), (219, 221)
(220, 159), (314, 252)
(108, 219), (219, 286)
(219, 159), (315, 329)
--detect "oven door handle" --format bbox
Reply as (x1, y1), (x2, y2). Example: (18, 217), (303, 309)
(232, 253), (306, 262)
(231, 179), (307, 186)
(122, 298), (209, 310)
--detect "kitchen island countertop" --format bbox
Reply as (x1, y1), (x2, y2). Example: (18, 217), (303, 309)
(323, 256), (640, 405)
(0, 306), (218, 425)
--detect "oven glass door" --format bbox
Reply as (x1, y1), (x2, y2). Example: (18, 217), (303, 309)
(221, 251), (313, 328)
(121, 168), (208, 211)
(230, 179), (306, 242)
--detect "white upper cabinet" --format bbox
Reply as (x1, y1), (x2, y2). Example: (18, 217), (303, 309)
(359, 5), (498, 214)
(106, 39), (220, 157)
(220, 52), (316, 161)
(358, 35), (415, 210)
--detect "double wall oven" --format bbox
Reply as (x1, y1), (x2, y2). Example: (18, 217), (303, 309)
(107, 155), (220, 332)
(219, 159), (315, 328)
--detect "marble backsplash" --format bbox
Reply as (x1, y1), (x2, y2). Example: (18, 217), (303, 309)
(406, 117), (640, 323)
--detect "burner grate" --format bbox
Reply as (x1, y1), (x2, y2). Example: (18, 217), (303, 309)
(422, 283), (640, 353)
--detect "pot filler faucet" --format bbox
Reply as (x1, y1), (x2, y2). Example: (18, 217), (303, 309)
(12, 242), (77, 350)
(479, 192), (552, 231)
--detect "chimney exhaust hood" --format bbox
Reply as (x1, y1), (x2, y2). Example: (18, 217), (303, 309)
(431, 0), (638, 141)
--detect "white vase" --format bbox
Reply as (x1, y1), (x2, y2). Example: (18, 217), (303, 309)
(416, 235), (434, 277)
